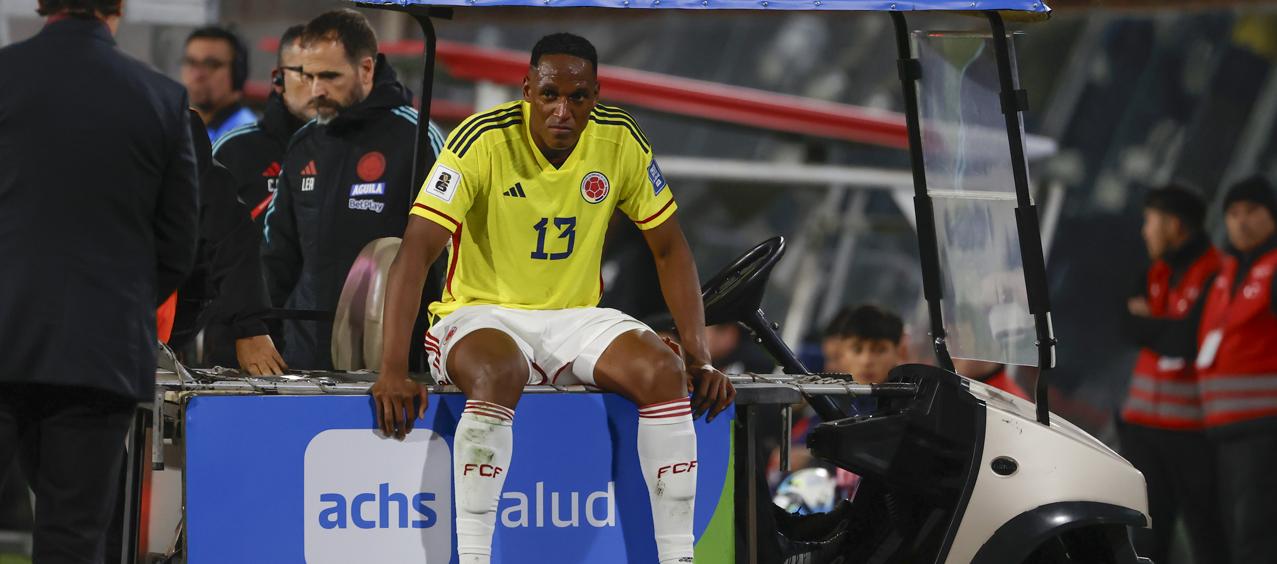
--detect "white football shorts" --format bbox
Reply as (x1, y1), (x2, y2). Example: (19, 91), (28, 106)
(423, 305), (650, 386)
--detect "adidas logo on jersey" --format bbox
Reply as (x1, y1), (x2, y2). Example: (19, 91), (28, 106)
(503, 183), (527, 198)
(300, 160), (318, 177)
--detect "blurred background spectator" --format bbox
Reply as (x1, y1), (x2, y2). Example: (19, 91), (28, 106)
(182, 26), (257, 140)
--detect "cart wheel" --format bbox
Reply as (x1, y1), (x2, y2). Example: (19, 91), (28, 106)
(1020, 524), (1141, 564)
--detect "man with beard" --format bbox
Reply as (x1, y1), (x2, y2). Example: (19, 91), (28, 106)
(213, 24), (316, 229)
(262, 8), (444, 370)
(182, 26), (257, 142)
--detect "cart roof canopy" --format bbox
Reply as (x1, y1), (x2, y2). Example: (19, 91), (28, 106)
(357, 0), (1049, 14)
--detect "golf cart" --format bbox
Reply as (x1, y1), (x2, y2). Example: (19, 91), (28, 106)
(347, 0), (1151, 562)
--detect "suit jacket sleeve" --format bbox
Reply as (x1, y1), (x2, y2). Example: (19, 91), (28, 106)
(154, 92), (200, 303)
(261, 165), (302, 306)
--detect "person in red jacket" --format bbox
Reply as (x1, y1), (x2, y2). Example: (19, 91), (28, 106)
(1119, 185), (1226, 564)
(1195, 176), (1277, 564)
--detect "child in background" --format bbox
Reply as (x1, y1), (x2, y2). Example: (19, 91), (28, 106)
(839, 305), (909, 386)
(772, 305), (910, 502)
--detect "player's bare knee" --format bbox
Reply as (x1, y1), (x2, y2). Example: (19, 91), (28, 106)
(469, 356), (527, 398)
(641, 352), (686, 403)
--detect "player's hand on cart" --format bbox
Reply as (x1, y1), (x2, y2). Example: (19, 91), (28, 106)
(371, 370), (428, 439)
(235, 335), (288, 376)
(688, 364), (735, 422)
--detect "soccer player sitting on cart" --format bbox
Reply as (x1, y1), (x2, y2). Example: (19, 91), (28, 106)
(372, 33), (735, 564)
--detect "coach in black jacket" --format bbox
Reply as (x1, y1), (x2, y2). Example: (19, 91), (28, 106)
(212, 24), (314, 230)
(263, 10), (443, 370)
(174, 111), (286, 375)
(0, 2), (198, 562)
(211, 92), (303, 225)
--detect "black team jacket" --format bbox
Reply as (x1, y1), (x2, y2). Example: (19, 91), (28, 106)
(170, 112), (272, 358)
(212, 92), (305, 231)
(262, 55), (444, 370)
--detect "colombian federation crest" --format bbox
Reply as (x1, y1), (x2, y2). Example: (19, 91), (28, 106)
(581, 171), (610, 204)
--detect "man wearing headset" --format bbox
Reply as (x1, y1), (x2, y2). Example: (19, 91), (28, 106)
(214, 24), (316, 229)
(203, 25), (316, 374)
(262, 9), (445, 370)
(182, 26), (257, 142)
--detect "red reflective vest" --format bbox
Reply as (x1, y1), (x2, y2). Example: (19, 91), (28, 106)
(1196, 248), (1277, 428)
(1121, 248), (1221, 430)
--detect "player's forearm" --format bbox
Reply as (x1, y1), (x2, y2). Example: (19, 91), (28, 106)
(652, 231), (711, 366)
(381, 253), (429, 375)
(381, 221), (448, 375)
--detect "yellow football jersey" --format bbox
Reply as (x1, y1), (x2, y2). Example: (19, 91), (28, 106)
(411, 100), (677, 319)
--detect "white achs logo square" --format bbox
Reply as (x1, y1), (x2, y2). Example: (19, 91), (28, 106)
(427, 164), (461, 203)
(303, 429), (453, 563)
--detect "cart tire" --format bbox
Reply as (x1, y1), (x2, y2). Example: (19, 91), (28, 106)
(1021, 525), (1140, 564)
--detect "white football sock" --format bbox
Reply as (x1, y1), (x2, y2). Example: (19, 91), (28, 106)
(454, 400), (515, 563)
(638, 397), (698, 564)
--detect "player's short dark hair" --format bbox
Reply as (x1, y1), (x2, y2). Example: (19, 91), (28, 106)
(530, 33), (598, 75)
(36, 0), (120, 17)
(301, 9), (378, 65)
(277, 24), (305, 66)
(186, 26), (249, 92)
(1144, 184), (1206, 233)
(840, 305), (904, 344)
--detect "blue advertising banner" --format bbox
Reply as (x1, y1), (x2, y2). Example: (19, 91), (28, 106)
(184, 393), (734, 563)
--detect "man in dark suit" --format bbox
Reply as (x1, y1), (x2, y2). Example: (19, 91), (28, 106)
(0, 1), (198, 562)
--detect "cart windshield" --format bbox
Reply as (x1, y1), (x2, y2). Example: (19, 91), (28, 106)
(916, 31), (1036, 367)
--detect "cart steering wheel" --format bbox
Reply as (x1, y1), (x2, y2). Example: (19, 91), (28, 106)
(701, 236), (786, 327)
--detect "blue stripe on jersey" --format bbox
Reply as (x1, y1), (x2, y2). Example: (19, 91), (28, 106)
(391, 106), (445, 156)
(391, 106), (418, 124)
(428, 121), (445, 156)
(211, 123), (260, 155)
(262, 204), (274, 244)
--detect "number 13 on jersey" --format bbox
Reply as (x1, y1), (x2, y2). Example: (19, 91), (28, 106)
(531, 217), (576, 260)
